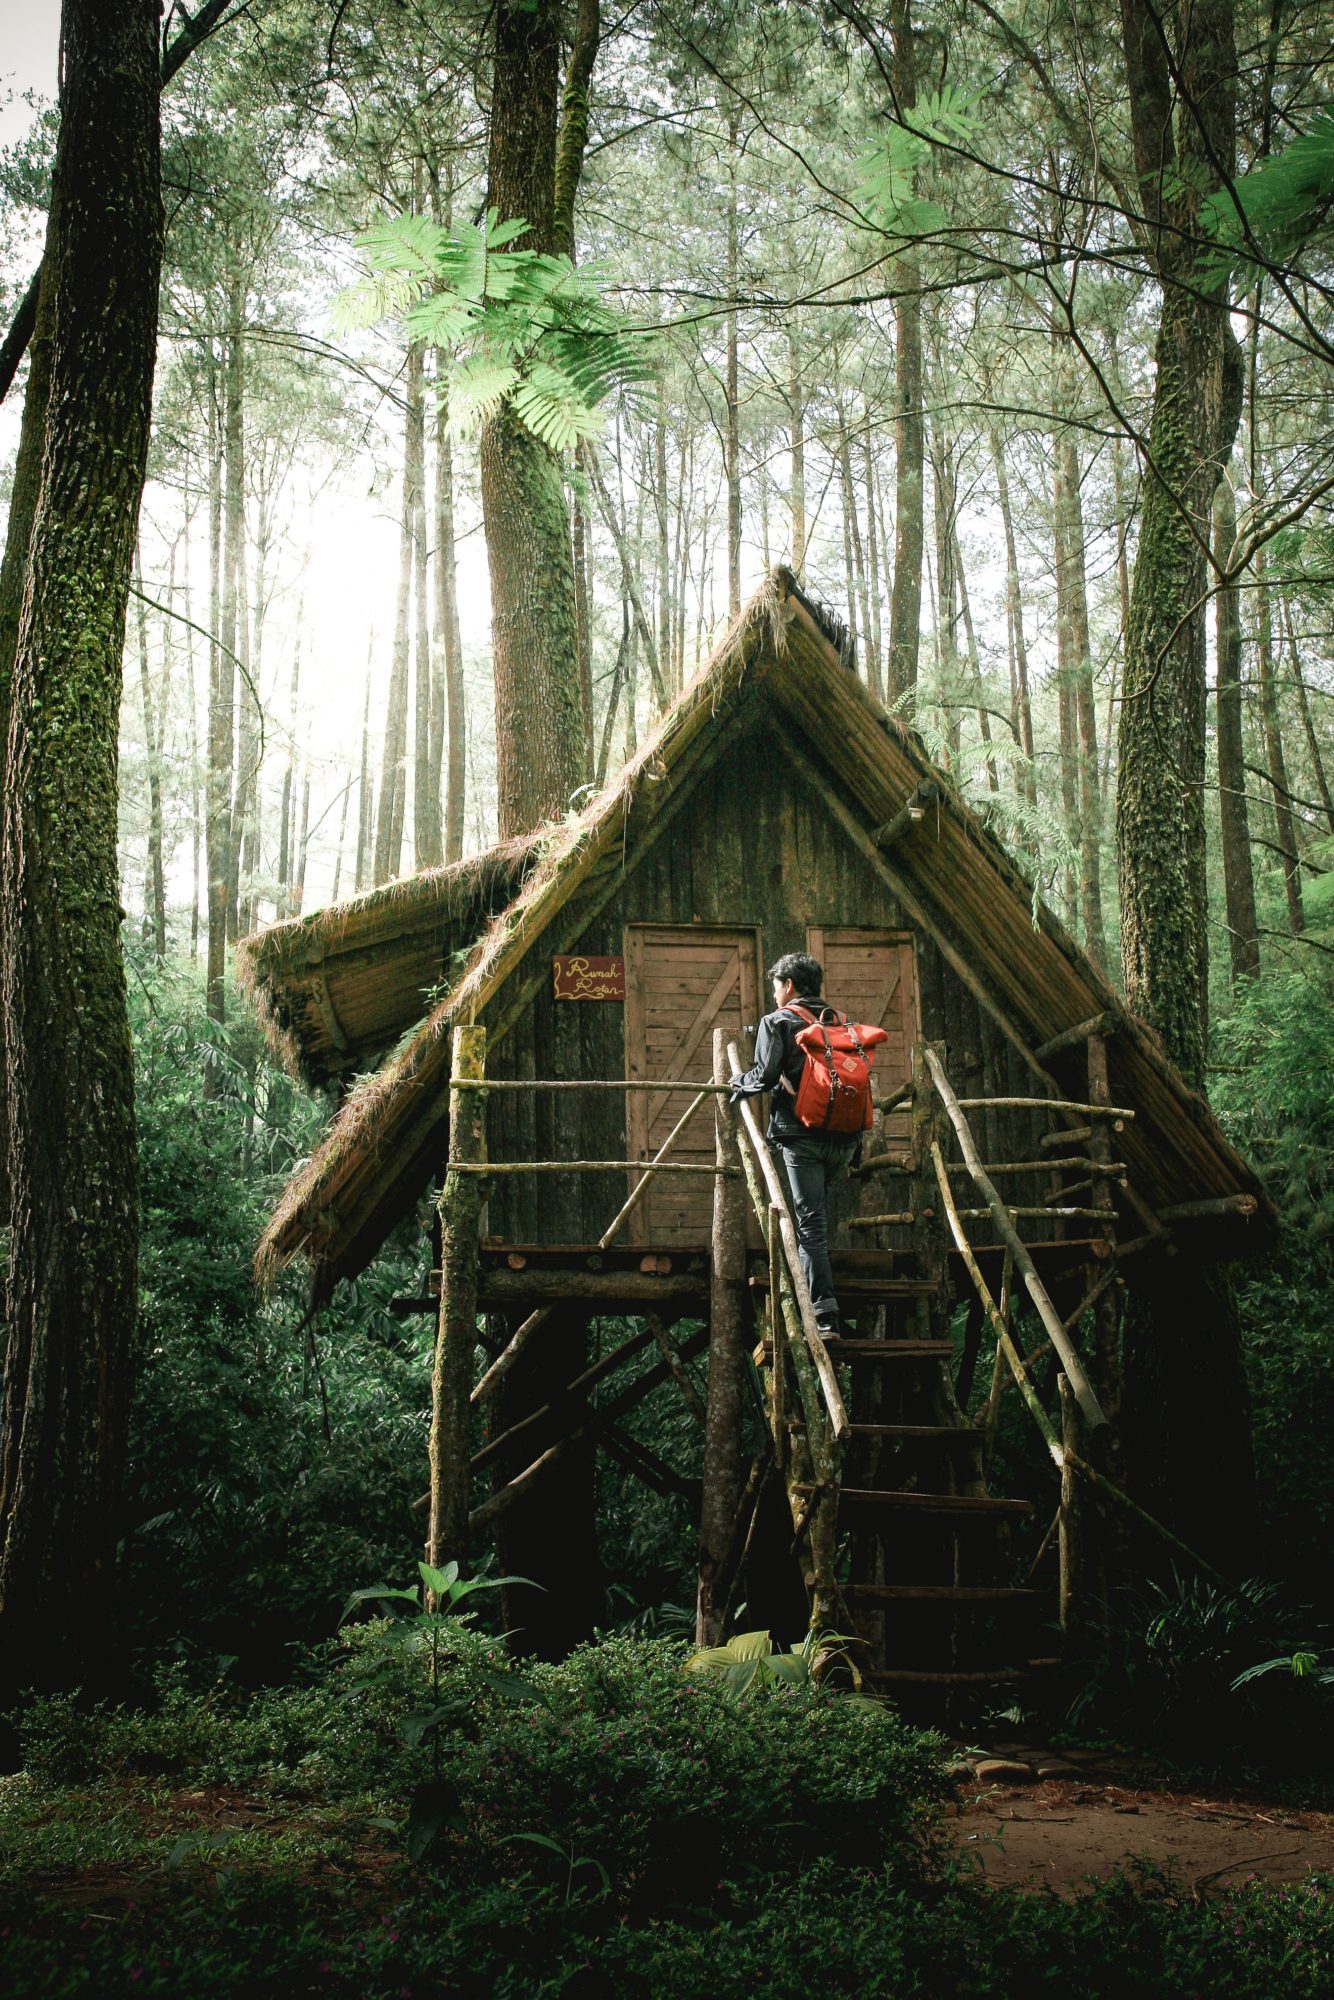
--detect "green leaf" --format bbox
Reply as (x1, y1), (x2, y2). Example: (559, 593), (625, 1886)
(338, 1584), (420, 1625)
(443, 356), (520, 440)
(406, 1780), (461, 1864)
(418, 1560), (460, 1594)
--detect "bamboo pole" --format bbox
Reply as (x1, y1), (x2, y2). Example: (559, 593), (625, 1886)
(470, 1088), (710, 1404)
(726, 1039), (850, 1441)
(924, 1051), (1108, 1431)
(697, 1032), (749, 1644)
(427, 1024), (486, 1581)
(954, 1095), (1134, 1118)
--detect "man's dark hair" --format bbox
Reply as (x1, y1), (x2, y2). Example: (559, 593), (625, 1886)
(769, 951), (822, 996)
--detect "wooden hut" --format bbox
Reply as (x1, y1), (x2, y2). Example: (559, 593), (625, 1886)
(241, 570), (1274, 1695)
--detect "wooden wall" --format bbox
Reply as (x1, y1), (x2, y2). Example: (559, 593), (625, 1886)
(480, 719), (1056, 1248)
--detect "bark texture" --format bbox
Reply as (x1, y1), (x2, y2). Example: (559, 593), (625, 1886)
(481, 0), (587, 839)
(0, 0), (161, 1695)
(886, 0), (923, 703)
(1212, 478), (1261, 982)
(1115, 0), (1244, 1091)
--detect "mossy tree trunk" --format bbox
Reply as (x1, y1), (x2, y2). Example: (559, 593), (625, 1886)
(0, 0), (161, 1697)
(481, 0), (592, 840)
(1115, 0), (1256, 1563)
(1212, 477), (1261, 983)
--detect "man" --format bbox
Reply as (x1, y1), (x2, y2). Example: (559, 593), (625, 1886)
(729, 952), (860, 1337)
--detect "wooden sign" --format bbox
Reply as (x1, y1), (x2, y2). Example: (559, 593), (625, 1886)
(553, 953), (626, 1002)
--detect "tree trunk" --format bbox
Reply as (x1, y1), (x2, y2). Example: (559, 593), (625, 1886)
(1212, 477), (1261, 983)
(411, 310), (438, 870)
(724, 113), (742, 619)
(277, 631), (300, 915)
(427, 170), (467, 866)
(374, 348), (417, 885)
(1053, 417), (1106, 963)
(134, 565), (167, 959)
(887, 0), (923, 704)
(0, 0), (160, 1698)
(838, 396), (872, 692)
(1282, 594), (1334, 835)
(204, 333), (232, 1038)
(355, 662), (372, 892)
(787, 325), (805, 571)
(1115, 0), (1255, 1567)
(930, 428), (960, 758)
(991, 431), (1036, 801)
(953, 528), (997, 792)
(1116, 0), (1244, 1088)
(1255, 547), (1305, 935)
(481, 0), (589, 840)
(862, 410), (884, 701)
(220, 281), (246, 944)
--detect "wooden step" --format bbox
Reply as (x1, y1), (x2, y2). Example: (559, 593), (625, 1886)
(819, 1338), (954, 1360)
(748, 1277), (939, 1298)
(815, 1487), (1033, 1517)
(846, 1584), (1042, 1603)
(848, 1423), (980, 1441)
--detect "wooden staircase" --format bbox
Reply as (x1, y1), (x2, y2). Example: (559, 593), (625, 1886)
(726, 1034), (1128, 1715)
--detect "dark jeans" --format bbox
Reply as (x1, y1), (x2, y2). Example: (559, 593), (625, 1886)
(774, 1136), (853, 1325)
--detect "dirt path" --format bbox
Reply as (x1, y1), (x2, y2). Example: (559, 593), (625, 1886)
(948, 1772), (1334, 1895)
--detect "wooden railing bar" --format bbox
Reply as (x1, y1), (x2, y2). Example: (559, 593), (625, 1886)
(954, 1096), (1135, 1118)
(923, 1048), (1108, 1432)
(726, 1037), (850, 1443)
(469, 1088), (712, 1405)
(444, 1159), (737, 1176)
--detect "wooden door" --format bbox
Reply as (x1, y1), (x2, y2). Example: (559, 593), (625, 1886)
(624, 925), (762, 1245)
(807, 928), (918, 1151)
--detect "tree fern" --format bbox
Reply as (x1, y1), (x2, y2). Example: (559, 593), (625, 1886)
(332, 208), (656, 449)
(1200, 112), (1334, 285)
(855, 84), (985, 241)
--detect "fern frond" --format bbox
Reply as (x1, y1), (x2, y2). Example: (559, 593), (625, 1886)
(443, 356), (520, 440)
(1200, 112), (1334, 283)
(510, 361), (607, 451)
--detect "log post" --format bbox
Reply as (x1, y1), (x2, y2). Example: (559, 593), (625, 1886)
(1084, 1033), (1122, 1425)
(696, 1029), (750, 1645)
(1058, 1374), (1084, 1635)
(427, 1023), (486, 1584)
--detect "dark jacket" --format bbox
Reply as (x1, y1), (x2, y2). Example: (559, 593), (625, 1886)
(729, 997), (862, 1148)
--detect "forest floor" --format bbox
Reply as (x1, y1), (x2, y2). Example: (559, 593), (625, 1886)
(5, 1767), (1331, 1912)
(947, 1756), (1334, 1895)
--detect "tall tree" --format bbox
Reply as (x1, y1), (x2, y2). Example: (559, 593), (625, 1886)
(481, 0), (595, 838)
(886, 0), (923, 703)
(1212, 477), (1261, 982)
(1114, 0), (1256, 1562)
(0, 0), (161, 1695)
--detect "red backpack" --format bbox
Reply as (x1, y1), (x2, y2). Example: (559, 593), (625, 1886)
(785, 1004), (888, 1135)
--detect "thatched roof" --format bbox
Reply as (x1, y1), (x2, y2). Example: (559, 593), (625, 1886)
(250, 568), (1275, 1301)
(237, 835), (545, 1088)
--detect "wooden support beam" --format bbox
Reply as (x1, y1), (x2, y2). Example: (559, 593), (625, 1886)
(873, 803), (924, 847)
(477, 1270), (706, 1307)
(1035, 1012), (1118, 1061)
(955, 1095), (1134, 1119)
(1154, 1194), (1259, 1223)
(426, 1023), (486, 1582)
(1039, 1121), (1123, 1148)
(872, 779), (938, 848)
(697, 1030), (750, 1646)
(924, 1050), (1108, 1432)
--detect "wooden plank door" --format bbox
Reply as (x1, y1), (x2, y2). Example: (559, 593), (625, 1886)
(807, 929), (918, 1152)
(624, 925), (761, 1245)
